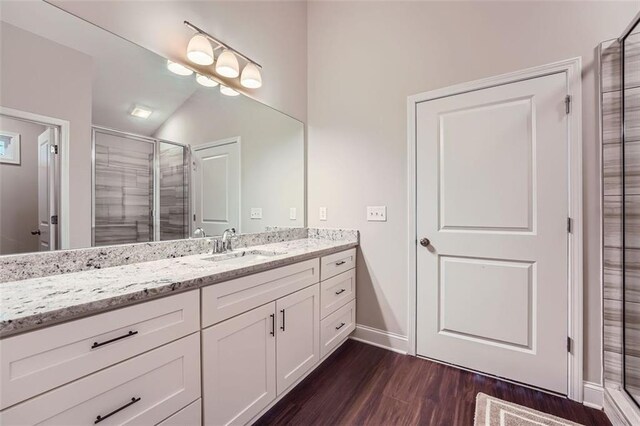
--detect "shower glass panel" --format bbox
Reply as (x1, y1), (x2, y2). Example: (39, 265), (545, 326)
(93, 130), (154, 245)
(93, 129), (190, 246)
(623, 17), (640, 407)
(159, 142), (189, 241)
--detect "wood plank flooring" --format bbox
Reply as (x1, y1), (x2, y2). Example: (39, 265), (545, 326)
(256, 340), (610, 426)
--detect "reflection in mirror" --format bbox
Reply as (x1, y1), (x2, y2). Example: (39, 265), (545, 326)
(0, 1), (304, 255)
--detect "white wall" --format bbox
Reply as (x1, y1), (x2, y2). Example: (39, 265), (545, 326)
(0, 23), (93, 249)
(0, 116), (47, 254)
(154, 89), (305, 233)
(50, 0), (308, 122)
(307, 1), (639, 385)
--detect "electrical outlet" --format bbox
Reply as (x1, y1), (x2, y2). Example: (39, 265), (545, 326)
(289, 208), (297, 220)
(319, 207), (327, 221)
(367, 206), (387, 222)
(250, 208), (262, 219)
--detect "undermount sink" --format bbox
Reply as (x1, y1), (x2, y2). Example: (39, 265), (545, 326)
(202, 249), (286, 264)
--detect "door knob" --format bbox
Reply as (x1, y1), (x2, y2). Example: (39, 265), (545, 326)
(31, 229), (41, 236)
(420, 238), (430, 247)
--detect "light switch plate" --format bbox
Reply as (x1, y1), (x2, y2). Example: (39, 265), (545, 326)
(289, 207), (297, 220)
(367, 206), (387, 222)
(319, 207), (327, 221)
(250, 208), (263, 219)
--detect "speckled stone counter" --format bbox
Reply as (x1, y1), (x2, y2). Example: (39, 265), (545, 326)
(0, 231), (358, 338)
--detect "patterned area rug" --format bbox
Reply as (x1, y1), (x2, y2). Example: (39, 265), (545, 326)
(474, 393), (583, 426)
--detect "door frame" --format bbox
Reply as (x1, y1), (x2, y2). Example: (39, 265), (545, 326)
(191, 137), (242, 236)
(0, 106), (69, 250)
(406, 57), (584, 401)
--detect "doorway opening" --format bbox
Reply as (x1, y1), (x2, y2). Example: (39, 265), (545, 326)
(0, 111), (65, 255)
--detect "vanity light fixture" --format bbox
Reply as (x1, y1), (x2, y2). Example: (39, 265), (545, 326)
(130, 105), (153, 119)
(184, 21), (262, 88)
(167, 60), (193, 76)
(241, 62), (262, 88)
(196, 73), (219, 87)
(216, 49), (240, 78)
(220, 85), (240, 97)
(187, 34), (214, 65)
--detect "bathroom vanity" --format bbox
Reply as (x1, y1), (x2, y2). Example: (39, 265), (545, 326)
(0, 230), (358, 425)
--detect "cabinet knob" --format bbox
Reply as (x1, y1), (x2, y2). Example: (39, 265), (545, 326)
(419, 238), (430, 247)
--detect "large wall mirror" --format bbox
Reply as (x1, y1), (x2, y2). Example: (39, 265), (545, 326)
(0, 1), (305, 255)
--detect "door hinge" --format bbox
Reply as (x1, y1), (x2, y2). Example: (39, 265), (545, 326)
(50, 145), (59, 154)
(51, 215), (58, 225)
(565, 95), (571, 115)
(567, 336), (573, 353)
(567, 217), (573, 233)
(193, 214), (196, 221)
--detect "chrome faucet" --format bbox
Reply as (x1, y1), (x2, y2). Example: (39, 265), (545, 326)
(222, 228), (237, 251)
(211, 228), (237, 254)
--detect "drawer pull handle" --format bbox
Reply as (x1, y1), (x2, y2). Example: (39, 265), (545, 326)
(95, 397), (141, 424)
(335, 260), (346, 266)
(91, 330), (138, 349)
(280, 309), (286, 331)
(270, 313), (275, 336)
(335, 289), (346, 295)
(335, 322), (346, 330)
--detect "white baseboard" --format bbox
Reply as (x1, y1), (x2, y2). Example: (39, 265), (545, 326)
(583, 381), (604, 410)
(349, 324), (408, 354)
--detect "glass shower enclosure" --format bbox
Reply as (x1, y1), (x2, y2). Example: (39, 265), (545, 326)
(92, 127), (190, 246)
(622, 14), (640, 407)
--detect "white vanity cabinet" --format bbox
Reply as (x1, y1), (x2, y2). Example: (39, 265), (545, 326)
(275, 284), (320, 394)
(201, 264), (321, 425)
(202, 302), (277, 426)
(0, 247), (357, 426)
(0, 333), (201, 426)
(0, 290), (200, 410)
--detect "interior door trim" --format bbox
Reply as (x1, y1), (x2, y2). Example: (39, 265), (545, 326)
(406, 57), (584, 402)
(1, 107), (69, 250)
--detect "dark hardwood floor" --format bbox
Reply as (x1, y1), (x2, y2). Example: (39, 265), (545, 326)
(256, 340), (610, 426)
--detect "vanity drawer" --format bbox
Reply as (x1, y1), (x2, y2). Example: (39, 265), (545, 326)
(0, 290), (199, 409)
(320, 248), (356, 281)
(320, 269), (356, 319)
(320, 300), (356, 358)
(157, 398), (201, 426)
(201, 258), (319, 328)
(0, 333), (200, 425)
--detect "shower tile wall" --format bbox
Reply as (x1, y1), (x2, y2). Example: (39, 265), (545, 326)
(94, 133), (154, 246)
(159, 143), (189, 241)
(601, 33), (640, 392)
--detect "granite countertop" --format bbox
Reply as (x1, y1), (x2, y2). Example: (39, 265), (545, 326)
(0, 238), (358, 338)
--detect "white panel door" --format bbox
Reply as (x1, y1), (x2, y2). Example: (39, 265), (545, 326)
(276, 284), (320, 395)
(37, 128), (56, 251)
(193, 139), (240, 236)
(416, 72), (569, 394)
(202, 302), (276, 426)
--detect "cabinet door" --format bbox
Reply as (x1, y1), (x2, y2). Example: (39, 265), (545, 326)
(202, 302), (276, 426)
(276, 284), (320, 394)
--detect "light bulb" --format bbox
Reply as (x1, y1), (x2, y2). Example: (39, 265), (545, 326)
(196, 73), (219, 87)
(167, 60), (193, 76)
(215, 49), (240, 78)
(187, 34), (214, 65)
(241, 63), (262, 88)
(220, 85), (240, 96)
